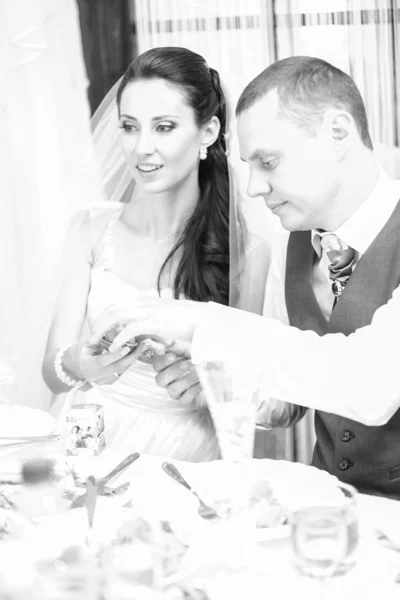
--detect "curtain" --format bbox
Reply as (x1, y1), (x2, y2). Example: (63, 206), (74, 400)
(275, 0), (400, 160)
(76, 0), (136, 114)
(0, 0), (103, 410)
(134, 0), (274, 103)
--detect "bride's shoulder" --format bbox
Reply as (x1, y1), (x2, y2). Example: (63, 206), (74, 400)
(67, 202), (122, 242)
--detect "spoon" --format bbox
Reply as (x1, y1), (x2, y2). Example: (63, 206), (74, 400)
(162, 461), (220, 520)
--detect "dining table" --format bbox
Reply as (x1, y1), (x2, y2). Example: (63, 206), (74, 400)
(1, 440), (400, 600)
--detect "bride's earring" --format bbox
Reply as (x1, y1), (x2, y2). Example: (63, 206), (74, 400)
(199, 146), (208, 160)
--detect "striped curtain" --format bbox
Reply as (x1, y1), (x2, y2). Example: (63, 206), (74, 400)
(133, 0), (275, 106)
(275, 0), (400, 170)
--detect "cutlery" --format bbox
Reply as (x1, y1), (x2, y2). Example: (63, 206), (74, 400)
(0, 435), (59, 442)
(100, 481), (131, 496)
(71, 451), (140, 508)
(375, 528), (400, 582)
(0, 435), (60, 449)
(162, 461), (220, 521)
(85, 476), (98, 528)
(376, 528), (400, 553)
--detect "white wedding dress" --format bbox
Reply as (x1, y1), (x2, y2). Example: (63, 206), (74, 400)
(62, 206), (220, 462)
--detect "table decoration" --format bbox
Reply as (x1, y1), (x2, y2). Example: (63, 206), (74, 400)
(63, 403), (105, 456)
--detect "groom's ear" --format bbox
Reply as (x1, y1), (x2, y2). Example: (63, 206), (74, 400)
(201, 116), (221, 148)
(322, 108), (354, 158)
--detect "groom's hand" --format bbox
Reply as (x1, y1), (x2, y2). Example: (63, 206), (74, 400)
(93, 298), (204, 352)
(153, 352), (206, 408)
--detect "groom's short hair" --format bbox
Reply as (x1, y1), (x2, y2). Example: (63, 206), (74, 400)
(236, 56), (373, 150)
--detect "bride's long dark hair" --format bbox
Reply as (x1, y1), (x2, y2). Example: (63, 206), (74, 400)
(116, 47), (229, 305)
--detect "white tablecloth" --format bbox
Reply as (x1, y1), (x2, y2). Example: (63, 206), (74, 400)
(1, 447), (400, 599)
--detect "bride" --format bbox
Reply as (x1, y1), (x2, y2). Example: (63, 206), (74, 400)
(42, 47), (230, 461)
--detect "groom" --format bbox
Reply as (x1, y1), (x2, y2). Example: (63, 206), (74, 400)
(233, 56), (400, 498)
(100, 57), (400, 499)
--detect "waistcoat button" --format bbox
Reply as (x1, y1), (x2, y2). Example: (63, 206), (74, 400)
(339, 458), (353, 470)
(341, 430), (354, 442)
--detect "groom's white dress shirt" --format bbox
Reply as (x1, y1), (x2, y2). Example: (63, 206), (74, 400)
(192, 170), (400, 426)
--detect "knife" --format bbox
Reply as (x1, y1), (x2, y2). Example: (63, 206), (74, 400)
(70, 451), (140, 509)
(85, 476), (98, 529)
(0, 435), (59, 442)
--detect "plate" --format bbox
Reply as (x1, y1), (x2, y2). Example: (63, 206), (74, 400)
(0, 507), (32, 542)
(0, 406), (55, 439)
(68, 452), (340, 542)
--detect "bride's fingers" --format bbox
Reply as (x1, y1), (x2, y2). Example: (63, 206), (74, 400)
(86, 330), (108, 348)
(107, 339), (157, 372)
(108, 319), (157, 351)
(91, 346), (131, 367)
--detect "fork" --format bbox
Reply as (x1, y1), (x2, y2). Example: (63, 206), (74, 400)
(161, 461), (220, 520)
(71, 451), (140, 508)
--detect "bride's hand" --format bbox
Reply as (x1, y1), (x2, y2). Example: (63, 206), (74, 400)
(66, 334), (150, 386)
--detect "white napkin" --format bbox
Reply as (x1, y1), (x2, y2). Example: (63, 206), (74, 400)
(357, 493), (400, 546)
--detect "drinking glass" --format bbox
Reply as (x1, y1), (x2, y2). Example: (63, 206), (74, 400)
(291, 507), (347, 583)
(290, 482), (359, 581)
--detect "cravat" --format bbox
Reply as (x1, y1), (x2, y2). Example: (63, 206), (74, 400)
(319, 232), (356, 301)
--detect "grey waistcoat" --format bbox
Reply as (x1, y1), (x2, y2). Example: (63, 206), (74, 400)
(285, 201), (400, 498)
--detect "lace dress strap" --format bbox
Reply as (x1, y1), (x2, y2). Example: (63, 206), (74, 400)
(94, 205), (122, 270)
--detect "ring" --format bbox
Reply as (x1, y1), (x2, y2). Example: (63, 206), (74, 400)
(143, 350), (154, 358)
(113, 372), (120, 378)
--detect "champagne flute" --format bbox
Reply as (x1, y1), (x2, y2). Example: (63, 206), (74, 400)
(194, 361), (263, 520)
(194, 361), (262, 463)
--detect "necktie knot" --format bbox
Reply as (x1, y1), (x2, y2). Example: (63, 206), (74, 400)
(319, 232), (355, 299)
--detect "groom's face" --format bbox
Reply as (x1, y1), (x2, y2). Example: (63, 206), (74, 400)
(237, 90), (341, 231)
